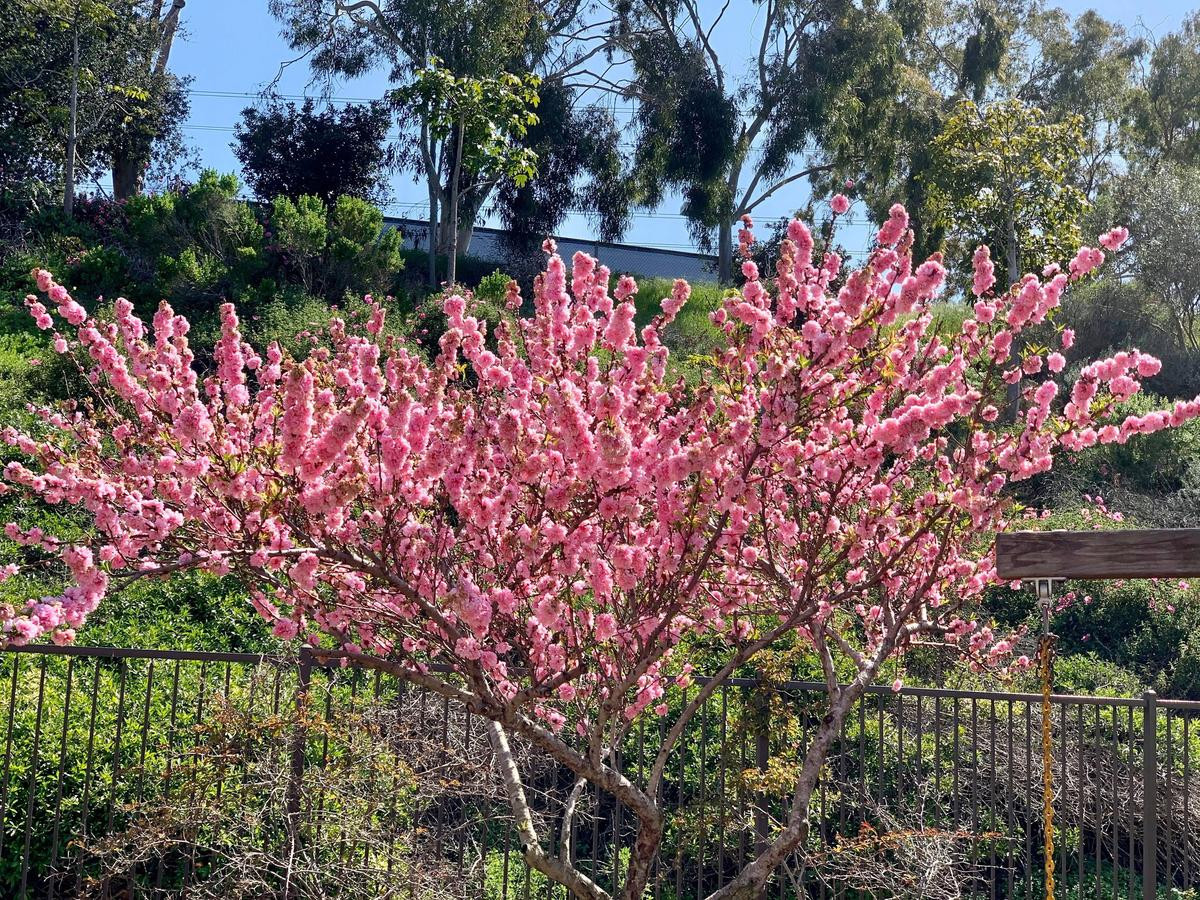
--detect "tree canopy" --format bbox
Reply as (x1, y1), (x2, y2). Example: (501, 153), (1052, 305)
(234, 98), (398, 205)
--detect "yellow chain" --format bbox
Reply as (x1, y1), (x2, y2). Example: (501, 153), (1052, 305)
(1040, 632), (1057, 900)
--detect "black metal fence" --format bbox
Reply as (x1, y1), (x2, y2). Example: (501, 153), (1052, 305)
(2, 643), (1197, 899)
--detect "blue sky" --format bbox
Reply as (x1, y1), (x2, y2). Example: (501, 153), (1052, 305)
(168, 1), (1197, 255)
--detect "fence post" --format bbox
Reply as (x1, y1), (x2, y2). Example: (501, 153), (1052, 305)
(753, 689), (770, 857)
(1142, 690), (1157, 900)
(284, 646), (313, 888)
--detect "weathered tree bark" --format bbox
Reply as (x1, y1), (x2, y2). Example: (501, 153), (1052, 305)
(64, 18), (81, 217)
(111, 0), (186, 200)
(718, 219), (734, 284)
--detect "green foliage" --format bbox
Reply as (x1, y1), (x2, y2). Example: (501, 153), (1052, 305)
(396, 249), (503, 296)
(629, 276), (727, 382)
(123, 170), (266, 309)
(265, 191), (404, 303)
(1013, 860), (1195, 900)
(1125, 13), (1200, 166)
(619, 0), (906, 279)
(493, 79), (632, 251)
(926, 99), (1089, 284)
(473, 269), (516, 306)
(483, 847), (554, 899)
(400, 59), (540, 192)
(0, 171), (405, 349)
(0, 0), (190, 212)
(1058, 392), (1200, 496)
(234, 98), (396, 205)
(271, 193), (328, 258)
(1107, 162), (1200, 352)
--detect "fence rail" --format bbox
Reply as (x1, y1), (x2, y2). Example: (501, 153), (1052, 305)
(2, 643), (1198, 900)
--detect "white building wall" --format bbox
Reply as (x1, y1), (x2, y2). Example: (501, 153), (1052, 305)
(388, 218), (719, 283)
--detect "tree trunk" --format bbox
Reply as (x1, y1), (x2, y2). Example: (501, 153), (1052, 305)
(111, 0), (185, 200)
(705, 679), (866, 900)
(457, 217), (474, 255)
(718, 219), (734, 284)
(420, 121), (439, 288)
(152, 1), (185, 80)
(110, 0), (183, 200)
(64, 17), (81, 217)
(437, 188), (455, 254)
(447, 120), (464, 287)
(112, 149), (141, 201)
(427, 180), (439, 288)
(618, 813), (664, 900)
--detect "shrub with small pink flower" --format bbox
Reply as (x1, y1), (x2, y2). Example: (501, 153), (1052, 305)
(1, 207), (1193, 899)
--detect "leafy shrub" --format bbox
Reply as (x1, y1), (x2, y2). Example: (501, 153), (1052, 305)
(1060, 277), (1200, 400)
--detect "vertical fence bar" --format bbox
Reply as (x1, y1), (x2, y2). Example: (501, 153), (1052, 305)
(0, 653), (21, 864)
(18, 656), (48, 900)
(754, 690), (769, 860)
(47, 656), (74, 900)
(1078, 701), (1085, 891)
(1143, 691), (1157, 900)
(1166, 707), (1175, 886)
(1180, 715), (1190, 892)
(285, 649), (312, 900)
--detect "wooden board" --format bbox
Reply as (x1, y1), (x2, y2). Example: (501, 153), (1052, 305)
(995, 529), (1200, 580)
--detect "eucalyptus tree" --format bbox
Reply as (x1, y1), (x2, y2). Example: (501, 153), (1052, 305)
(0, 0), (189, 214)
(270, 0), (631, 285)
(109, 0), (188, 201)
(615, 0), (909, 283)
(1125, 12), (1200, 168)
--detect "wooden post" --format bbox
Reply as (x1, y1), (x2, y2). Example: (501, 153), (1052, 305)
(1143, 690), (1158, 900)
(996, 529), (1200, 580)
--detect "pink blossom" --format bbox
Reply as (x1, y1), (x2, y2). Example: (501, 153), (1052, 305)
(971, 246), (995, 297)
(877, 204), (908, 246)
(1098, 227), (1129, 251)
(4, 224), (1199, 891)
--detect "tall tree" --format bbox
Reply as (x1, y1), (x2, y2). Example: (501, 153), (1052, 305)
(399, 59), (539, 285)
(860, 1), (1141, 263)
(0, 0), (190, 214)
(1108, 162), (1200, 352)
(269, 0), (624, 282)
(491, 79), (631, 256)
(617, 0), (907, 283)
(7, 214), (1186, 900)
(1125, 12), (1200, 167)
(926, 98), (1088, 288)
(109, 0), (187, 200)
(234, 99), (397, 205)
(926, 97), (1089, 420)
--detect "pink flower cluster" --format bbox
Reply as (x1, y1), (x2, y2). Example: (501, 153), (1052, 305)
(2, 212), (1191, 739)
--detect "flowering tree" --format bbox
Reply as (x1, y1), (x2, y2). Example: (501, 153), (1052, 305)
(2, 204), (1192, 900)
